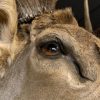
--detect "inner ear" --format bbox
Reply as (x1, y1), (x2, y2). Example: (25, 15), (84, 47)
(0, 10), (10, 42)
(0, 0), (17, 50)
(0, 6), (17, 43)
(0, 0), (18, 78)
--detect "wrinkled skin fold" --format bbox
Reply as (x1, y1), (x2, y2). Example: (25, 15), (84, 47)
(0, 0), (100, 100)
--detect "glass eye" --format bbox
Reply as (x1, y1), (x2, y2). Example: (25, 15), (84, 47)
(39, 41), (61, 58)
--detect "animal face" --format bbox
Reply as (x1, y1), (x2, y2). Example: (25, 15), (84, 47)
(0, 0), (100, 100)
(11, 9), (100, 100)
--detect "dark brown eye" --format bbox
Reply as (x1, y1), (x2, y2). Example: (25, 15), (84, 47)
(39, 41), (61, 57)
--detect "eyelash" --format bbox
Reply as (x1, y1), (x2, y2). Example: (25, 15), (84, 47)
(36, 38), (67, 59)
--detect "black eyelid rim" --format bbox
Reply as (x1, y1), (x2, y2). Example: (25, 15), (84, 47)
(36, 35), (58, 44)
(36, 34), (71, 56)
(35, 34), (59, 49)
(36, 37), (61, 54)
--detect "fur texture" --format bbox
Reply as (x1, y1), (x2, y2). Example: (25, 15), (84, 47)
(16, 0), (57, 23)
(0, 0), (100, 100)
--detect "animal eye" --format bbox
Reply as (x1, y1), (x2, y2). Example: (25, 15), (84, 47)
(39, 41), (61, 58)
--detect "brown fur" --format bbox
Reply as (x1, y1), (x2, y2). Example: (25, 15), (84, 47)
(0, 0), (100, 100)
(0, 1), (30, 78)
(51, 8), (78, 25)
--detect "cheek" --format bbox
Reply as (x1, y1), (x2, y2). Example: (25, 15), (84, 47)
(29, 48), (67, 74)
(29, 48), (82, 85)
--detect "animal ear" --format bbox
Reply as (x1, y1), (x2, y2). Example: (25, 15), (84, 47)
(0, 0), (17, 78)
(30, 8), (78, 39)
(51, 8), (78, 25)
(0, 0), (17, 43)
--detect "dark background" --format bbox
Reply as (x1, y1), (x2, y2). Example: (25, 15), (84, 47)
(55, 0), (100, 30)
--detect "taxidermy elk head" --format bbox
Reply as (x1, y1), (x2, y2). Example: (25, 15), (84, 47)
(0, 0), (100, 100)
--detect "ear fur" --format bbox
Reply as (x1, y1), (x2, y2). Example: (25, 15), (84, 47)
(51, 8), (78, 25)
(0, 0), (17, 42)
(0, 0), (17, 78)
(31, 8), (78, 37)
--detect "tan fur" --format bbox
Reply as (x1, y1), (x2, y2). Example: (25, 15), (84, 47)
(0, 0), (29, 78)
(0, 0), (17, 78)
(0, 0), (17, 41)
(31, 8), (78, 37)
(51, 8), (78, 25)
(0, 0), (100, 100)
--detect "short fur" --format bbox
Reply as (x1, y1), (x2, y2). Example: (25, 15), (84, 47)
(0, 0), (100, 100)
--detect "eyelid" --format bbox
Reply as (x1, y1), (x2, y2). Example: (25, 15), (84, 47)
(37, 40), (60, 53)
(36, 36), (68, 59)
(35, 33), (59, 43)
(36, 36), (58, 50)
(39, 48), (61, 59)
(37, 37), (58, 45)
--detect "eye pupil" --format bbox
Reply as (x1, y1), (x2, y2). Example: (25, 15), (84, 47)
(47, 43), (58, 52)
(40, 42), (60, 57)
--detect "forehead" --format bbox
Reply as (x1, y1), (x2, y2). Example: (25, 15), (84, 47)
(30, 8), (95, 47)
(31, 23), (94, 46)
